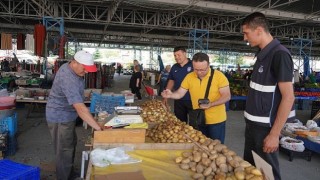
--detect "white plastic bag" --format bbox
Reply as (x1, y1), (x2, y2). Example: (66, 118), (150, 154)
(280, 136), (305, 152)
(90, 146), (142, 168)
(306, 120), (318, 129)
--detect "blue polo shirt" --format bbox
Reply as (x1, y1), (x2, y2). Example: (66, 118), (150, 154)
(46, 63), (85, 123)
(168, 60), (193, 100)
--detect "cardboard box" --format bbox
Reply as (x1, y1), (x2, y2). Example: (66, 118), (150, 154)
(94, 129), (146, 143)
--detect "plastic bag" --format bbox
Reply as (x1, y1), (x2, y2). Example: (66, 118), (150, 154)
(306, 120), (318, 129)
(280, 136), (305, 152)
(90, 146), (142, 167)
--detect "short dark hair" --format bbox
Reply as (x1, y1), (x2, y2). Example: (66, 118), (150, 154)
(173, 46), (186, 53)
(192, 52), (209, 63)
(242, 12), (270, 33)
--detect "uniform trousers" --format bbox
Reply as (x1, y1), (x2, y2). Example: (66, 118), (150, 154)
(244, 121), (281, 180)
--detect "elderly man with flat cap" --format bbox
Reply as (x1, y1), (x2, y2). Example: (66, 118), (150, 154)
(46, 50), (102, 180)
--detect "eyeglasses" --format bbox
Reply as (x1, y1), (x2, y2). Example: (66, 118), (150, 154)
(194, 66), (209, 72)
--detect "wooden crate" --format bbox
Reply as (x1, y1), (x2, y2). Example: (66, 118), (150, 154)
(93, 129), (146, 143)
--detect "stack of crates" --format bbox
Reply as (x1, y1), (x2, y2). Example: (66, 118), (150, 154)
(0, 112), (17, 156)
(0, 159), (40, 179)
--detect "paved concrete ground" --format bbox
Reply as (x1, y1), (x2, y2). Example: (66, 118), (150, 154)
(6, 73), (320, 180)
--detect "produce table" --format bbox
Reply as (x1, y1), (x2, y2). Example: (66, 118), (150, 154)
(86, 143), (193, 180)
(87, 149), (192, 180)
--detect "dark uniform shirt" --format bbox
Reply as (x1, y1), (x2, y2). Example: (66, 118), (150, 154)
(244, 39), (295, 127)
(168, 60), (193, 100)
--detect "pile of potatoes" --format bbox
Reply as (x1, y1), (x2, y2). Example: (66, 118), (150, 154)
(146, 120), (207, 143)
(175, 138), (264, 180)
(140, 100), (176, 122)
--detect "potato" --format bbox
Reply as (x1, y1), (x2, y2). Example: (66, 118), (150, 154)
(209, 153), (218, 160)
(194, 152), (202, 162)
(201, 157), (211, 167)
(180, 163), (189, 170)
(219, 163), (228, 173)
(182, 151), (192, 158)
(203, 167), (213, 176)
(226, 155), (233, 162)
(192, 173), (204, 179)
(214, 144), (227, 152)
(212, 139), (221, 145)
(245, 166), (255, 174)
(240, 161), (252, 168)
(227, 164), (233, 172)
(245, 174), (254, 180)
(215, 172), (226, 180)
(232, 156), (243, 162)
(224, 150), (236, 156)
(181, 158), (190, 164)
(210, 161), (217, 172)
(203, 139), (212, 146)
(235, 171), (245, 180)
(222, 148), (230, 154)
(208, 144), (213, 150)
(250, 168), (262, 176)
(234, 166), (244, 173)
(206, 175), (214, 180)
(196, 164), (204, 173)
(189, 162), (197, 168)
(248, 176), (263, 180)
(202, 152), (209, 158)
(228, 160), (240, 168)
(199, 138), (206, 144)
(216, 156), (227, 165)
(175, 156), (183, 163)
(191, 166), (197, 172)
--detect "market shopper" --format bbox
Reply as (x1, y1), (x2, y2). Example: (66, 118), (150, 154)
(162, 52), (231, 143)
(164, 46), (193, 123)
(133, 59), (144, 78)
(129, 65), (143, 100)
(46, 50), (102, 180)
(241, 12), (295, 180)
(157, 65), (171, 95)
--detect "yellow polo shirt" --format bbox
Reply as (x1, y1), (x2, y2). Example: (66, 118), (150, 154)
(181, 69), (229, 124)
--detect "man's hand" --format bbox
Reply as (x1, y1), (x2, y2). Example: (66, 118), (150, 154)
(263, 133), (279, 153)
(161, 89), (172, 98)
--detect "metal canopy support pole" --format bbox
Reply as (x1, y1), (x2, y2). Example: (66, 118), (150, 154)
(290, 38), (312, 77)
(188, 29), (209, 56)
(42, 16), (65, 82)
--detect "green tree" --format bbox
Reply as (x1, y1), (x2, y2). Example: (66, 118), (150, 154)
(235, 55), (244, 65)
(93, 49), (101, 59)
(214, 54), (230, 64)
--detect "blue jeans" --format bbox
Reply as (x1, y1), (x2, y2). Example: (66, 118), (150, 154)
(199, 121), (226, 144)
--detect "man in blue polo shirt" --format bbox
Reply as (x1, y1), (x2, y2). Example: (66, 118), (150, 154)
(164, 47), (193, 123)
(46, 50), (102, 180)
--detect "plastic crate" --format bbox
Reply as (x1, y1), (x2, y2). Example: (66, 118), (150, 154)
(0, 113), (17, 137)
(90, 93), (125, 114)
(0, 159), (40, 180)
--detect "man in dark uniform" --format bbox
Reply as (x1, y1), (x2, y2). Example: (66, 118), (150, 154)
(242, 12), (295, 180)
(164, 47), (193, 123)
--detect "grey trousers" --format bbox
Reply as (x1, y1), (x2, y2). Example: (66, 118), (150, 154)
(48, 121), (77, 180)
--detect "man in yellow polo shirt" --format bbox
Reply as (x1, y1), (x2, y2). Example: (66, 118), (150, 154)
(162, 52), (231, 143)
